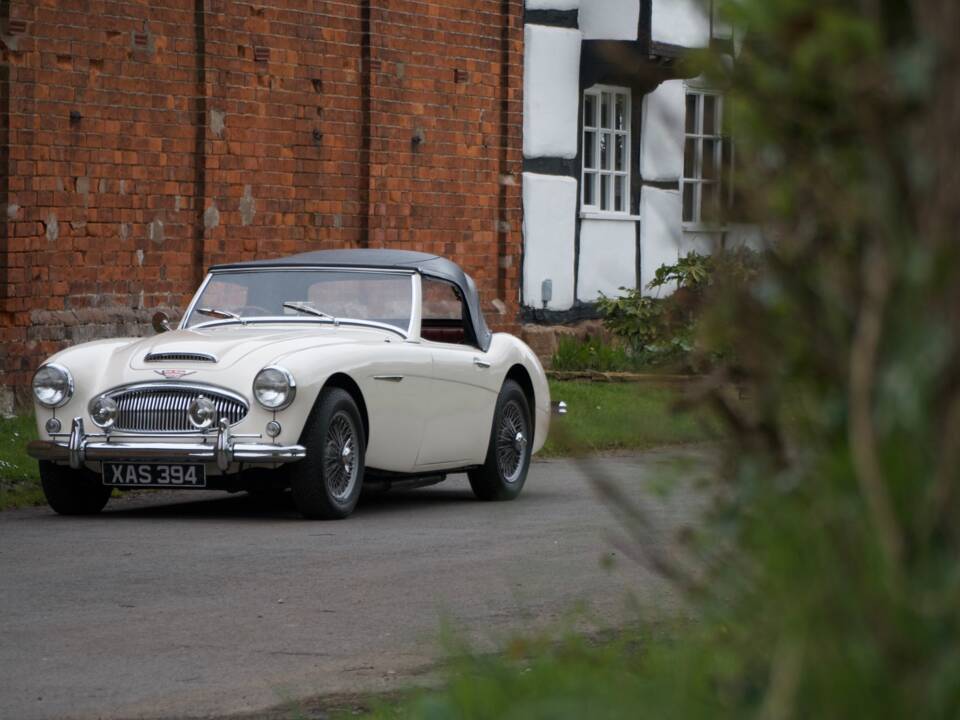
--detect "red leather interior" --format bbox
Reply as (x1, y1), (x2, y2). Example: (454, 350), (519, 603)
(421, 324), (466, 344)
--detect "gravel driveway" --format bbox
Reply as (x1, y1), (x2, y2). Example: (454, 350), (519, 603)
(0, 449), (710, 720)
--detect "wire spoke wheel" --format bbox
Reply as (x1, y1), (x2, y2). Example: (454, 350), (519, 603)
(495, 400), (528, 484)
(323, 412), (358, 501)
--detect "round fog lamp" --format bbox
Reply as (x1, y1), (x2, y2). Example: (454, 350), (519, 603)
(45, 417), (62, 434)
(265, 420), (281, 438)
(188, 396), (217, 429)
(89, 396), (118, 429)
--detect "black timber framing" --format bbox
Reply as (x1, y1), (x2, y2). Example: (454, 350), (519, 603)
(523, 9), (578, 29)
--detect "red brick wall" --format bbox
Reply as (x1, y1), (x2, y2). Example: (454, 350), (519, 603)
(0, 0), (523, 408)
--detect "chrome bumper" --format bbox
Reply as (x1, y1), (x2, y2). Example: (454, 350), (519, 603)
(27, 417), (306, 472)
(551, 400), (568, 416)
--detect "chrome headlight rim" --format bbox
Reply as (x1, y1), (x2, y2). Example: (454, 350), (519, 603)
(88, 395), (118, 429)
(32, 363), (75, 409)
(253, 365), (296, 411)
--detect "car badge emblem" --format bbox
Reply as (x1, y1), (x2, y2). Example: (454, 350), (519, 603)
(155, 369), (195, 380)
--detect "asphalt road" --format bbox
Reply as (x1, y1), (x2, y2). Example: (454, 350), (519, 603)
(0, 449), (709, 720)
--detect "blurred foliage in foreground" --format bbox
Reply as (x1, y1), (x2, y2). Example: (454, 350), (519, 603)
(362, 0), (960, 717)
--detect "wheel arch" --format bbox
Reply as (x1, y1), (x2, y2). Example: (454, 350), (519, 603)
(505, 363), (536, 436)
(316, 373), (370, 448)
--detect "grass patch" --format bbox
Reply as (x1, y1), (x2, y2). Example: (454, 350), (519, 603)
(542, 380), (712, 457)
(350, 628), (712, 720)
(0, 414), (42, 509)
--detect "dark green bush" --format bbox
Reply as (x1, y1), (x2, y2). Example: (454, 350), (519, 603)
(550, 335), (638, 372)
(596, 251), (757, 370)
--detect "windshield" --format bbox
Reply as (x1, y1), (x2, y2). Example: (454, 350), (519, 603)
(184, 269), (414, 332)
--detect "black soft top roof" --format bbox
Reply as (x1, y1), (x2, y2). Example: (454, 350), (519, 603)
(210, 249), (493, 351)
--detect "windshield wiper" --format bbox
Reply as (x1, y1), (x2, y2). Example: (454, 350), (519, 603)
(196, 307), (246, 325)
(283, 301), (339, 326)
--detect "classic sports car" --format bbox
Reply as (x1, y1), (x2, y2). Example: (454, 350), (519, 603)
(26, 250), (558, 519)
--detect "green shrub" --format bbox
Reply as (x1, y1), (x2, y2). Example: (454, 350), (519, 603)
(550, 335), (638, 372)
(596, 251), (757, 370)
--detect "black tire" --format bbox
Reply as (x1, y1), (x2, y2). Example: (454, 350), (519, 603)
(39, 461), (112, 516)
(290, 387), (366, 519)
(468, 379), (532, 501)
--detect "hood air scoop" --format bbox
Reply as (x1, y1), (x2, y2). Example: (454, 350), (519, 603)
(144, 352), (218, 364)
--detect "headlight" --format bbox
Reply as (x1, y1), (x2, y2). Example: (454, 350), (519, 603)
(32, 364), (74, 408)
(89, 395), (118, 428)
(188, 396), (217, 429)
(253, 366), (296, 410)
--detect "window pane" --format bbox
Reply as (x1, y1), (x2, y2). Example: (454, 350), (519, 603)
(615, 135), (625, 171)
(601, 92), (610, 129)
(600, 132), (610, 170)
(722, 138), (734, 196)
(583, 173), (595, 206)
(584, 130), (596, 169)
(614, 176), (625, 212)
(703, 95), (717, 135)
(683, 182), (695, 222)
(615, 93), (627, 131)
(685, 94), (697, 134)
(601, 175), (610, 211)
(702, 182), (718, 222)
(703, 138), (718, 180)
(684, 138), (696, 179)
(584, 93), (596, 128)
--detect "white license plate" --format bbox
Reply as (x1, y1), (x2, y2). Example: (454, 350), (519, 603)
(102, 463), (206, 488)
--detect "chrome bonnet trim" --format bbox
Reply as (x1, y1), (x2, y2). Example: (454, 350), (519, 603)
(144, 351), (218, 363)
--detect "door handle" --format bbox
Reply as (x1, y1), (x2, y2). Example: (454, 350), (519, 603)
(473, 357), (491, 369)
(373, 375), (404, 382)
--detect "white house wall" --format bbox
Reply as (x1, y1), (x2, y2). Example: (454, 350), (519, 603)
(640, 79), (685, 182)
(522, 173), (578, 310)
(577, 220), (636, 302)
(651, 0), (710, 48)
(579, 0), (639, 41)
(520, 0), (753, 315)
(640, 187), (683, 295)
(525, 0), (579, 9)
(522, 25), (581, 159)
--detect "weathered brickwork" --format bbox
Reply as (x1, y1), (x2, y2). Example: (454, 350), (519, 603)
(0, 0), (523, 406)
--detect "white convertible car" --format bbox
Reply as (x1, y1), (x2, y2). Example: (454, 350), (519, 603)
(27, 250), (558, 519)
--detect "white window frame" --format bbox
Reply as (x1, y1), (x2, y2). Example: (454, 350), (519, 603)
(581, 85), (631, 217)
(682, 87), (730, 229)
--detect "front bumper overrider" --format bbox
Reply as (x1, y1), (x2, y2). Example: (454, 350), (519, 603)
(27, 417), (306, 472)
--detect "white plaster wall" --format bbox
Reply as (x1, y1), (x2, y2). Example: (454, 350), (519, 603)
(725, 224), (765, 251)
(523, 25), (581, 159)
(651, 0), (710, 48)
(579, 0), (639, 40)
(526, 0), (579, 9)
(639, 187), (683, 296)
(640, 79), (685, 182)
(577, 220), (637, 302)
(679, 230), (721, 258)
(522, 173), (578, 309)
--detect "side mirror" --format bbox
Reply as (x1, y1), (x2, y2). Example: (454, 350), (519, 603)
(152, 311), (171, 334)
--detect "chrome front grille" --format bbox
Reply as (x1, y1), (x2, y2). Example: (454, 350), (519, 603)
(109, 384), (247, 433)
(144, 352), (217, 363)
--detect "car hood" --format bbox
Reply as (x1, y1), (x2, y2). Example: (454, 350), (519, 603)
(121, 324), (384, 373)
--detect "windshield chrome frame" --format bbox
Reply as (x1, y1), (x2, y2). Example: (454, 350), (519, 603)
(180, 267), (418, 338)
